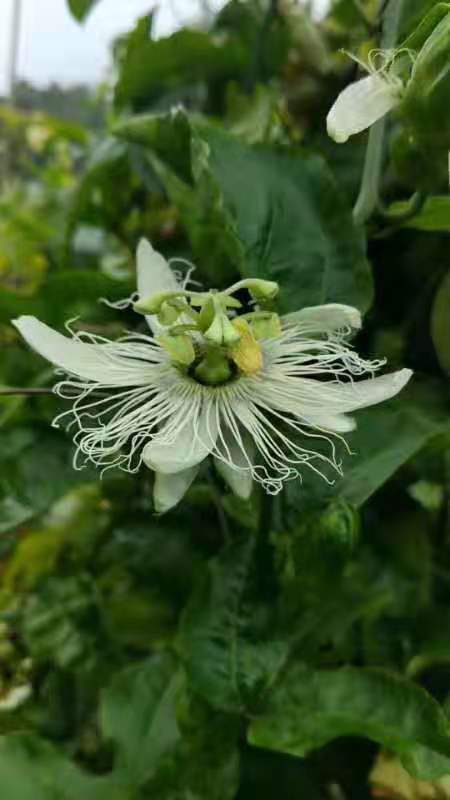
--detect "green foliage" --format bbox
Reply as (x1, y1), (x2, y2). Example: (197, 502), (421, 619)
(1, 0), (450, 796)
(248, 666), (450, 780)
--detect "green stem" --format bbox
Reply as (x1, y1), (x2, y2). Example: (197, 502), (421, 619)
(0, 387), (53, 396)
(352, 0), (407, 225)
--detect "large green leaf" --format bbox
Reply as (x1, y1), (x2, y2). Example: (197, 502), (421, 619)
(285, 379), (449, 515)
(0, 734), (117, 800)
(193, 126), (373, 313)
(178, 537), (287, 712)
(248, 665), (450, 780)
(1, 270), (132, 327)
(115, 27), (247, 109)
(341, 380), (449, 507)
(116, 112), (372, 307)
(0, 429), (96, 533)
(101, 653), (180, 786)
(100, 655), (240, 798)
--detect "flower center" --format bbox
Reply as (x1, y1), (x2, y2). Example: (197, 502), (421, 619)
(134, 278), (284, 382)
(190, 349), (237, 386)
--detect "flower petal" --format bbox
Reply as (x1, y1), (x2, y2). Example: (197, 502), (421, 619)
(143, 407), (218, 474)
(283, 304), (362, 333)
(302, 412), (357, 433)
(13, 316), (151, 385)
(214, 432), (254, 500)
(136, 239), (179, 334)
(153, 466), (200, 513)
(310, 368), (413, 413)
(327, 74), (401, 143)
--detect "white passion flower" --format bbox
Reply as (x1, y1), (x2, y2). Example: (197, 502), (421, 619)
(13, 239), (412, 513)
(327, 48), (414, 144)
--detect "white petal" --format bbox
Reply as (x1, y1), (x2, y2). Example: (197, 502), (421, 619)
(136, 239), (179, 334)
(143, 407), (218, 474)
(153, 466), (200, 513)
(302, 412), (356, 433)
(327, 74), (401, 143)
(313, 368), (413, 413)
(13, 316), (150, 385)
(283, 304), (362, 333)
(214, 432), (254, 500)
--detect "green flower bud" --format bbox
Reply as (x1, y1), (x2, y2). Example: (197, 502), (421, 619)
(157, 301), (182, 326)
(158, 332), (196, 366)
(204, 313), (241, 346)
(197, 297), (216, 333)
(134, 291), (176, 315)
(249, 313), (282, 340)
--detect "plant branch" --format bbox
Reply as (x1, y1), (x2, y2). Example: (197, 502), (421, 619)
(352, 0), (407, 225)
(0, 387), (54, 397)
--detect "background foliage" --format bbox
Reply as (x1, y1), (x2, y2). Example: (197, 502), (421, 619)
(0, 0), (449, 797)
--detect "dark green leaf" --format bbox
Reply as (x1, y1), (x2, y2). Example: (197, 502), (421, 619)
(0, 734), (116, 800)
(387, 196), (450, 232)
(431, 269), (450, 375)
(341, 380), (449, 506)
(178, 537), (288, 712)
(192, 126), (373, 313)
(0, 429), (96, 533)
(101, 653), (180, 786)
(115, 27), (247, 109)
(248, 665), (450, 780)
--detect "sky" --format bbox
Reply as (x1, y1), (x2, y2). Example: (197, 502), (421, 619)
(0, 0), (226, 95)
(0, 0), (329, 96)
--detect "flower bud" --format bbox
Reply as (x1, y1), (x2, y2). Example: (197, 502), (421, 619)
(243, 279), (279, 302)
(249, 313), (282, 340)
(157, 301), (182, 326)
(204, 313), (241, 346)
(134, 291), (174, 315)
(158, 332), (195, 366)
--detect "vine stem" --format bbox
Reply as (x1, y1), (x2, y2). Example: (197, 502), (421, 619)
(352, 0), (407, 225)
(0, 387), (54, 396)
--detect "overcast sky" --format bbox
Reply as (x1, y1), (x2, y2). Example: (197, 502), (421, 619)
(0, 0), (329, 96)
(0, 0), (226, 95)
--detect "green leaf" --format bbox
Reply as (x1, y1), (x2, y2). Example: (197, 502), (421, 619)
(1, 269), (132, 327)
(101, 653), (181, 786)
(431, 269), (450, 375)
(178, 537), (288, 712)
(0, 429), (96, 534)
(113, 108), (193, 183)
(67, 0), (100, 22)
(192, 126), (373, 313)
(0, 734), (116, 800)
(340, 381), (449, 507)
(22, 575), (100, 669)
(387, 196), (450, 232)
(115, 27), (246, 108)
(248, 665), (450, 780)
(101, 655), (240, 797)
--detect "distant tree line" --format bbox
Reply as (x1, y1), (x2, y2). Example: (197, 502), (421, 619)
(0, 80), (106, 130)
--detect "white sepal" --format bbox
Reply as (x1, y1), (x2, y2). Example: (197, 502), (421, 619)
(143, 409), (218, 474)
(327, 74), (401, 143)
(13, 316), (150, 385)
(283, 304), (362, 333)
(153, 466), (200, 513)
(136, 239), (179, 334)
